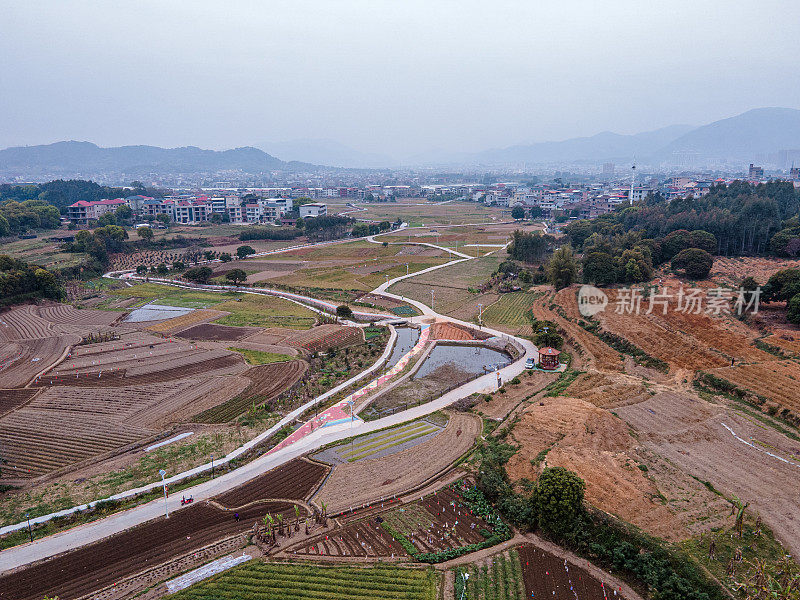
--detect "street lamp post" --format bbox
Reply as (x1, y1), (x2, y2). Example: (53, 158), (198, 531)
(406, 263), (409, 276)
(477, 303), (483, 329)
(26, 512), (33, 543)
(159, 469), (169, 519)
(430, 289), (434, 310)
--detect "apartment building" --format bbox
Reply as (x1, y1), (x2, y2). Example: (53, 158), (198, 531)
(67, 198), (128, 224)
(299, 203), (328, 218)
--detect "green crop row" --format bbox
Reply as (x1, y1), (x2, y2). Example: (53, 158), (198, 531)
(171, 561), (437, 600)
(343, 422), (434, 456)
(453, 550), (523, 600)
(346, 428), (438, 462)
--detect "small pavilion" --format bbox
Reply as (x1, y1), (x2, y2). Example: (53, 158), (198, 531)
(538, 347), (561, 370)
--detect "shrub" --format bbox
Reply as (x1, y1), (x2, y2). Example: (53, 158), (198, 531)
(671, 248), (713, 279)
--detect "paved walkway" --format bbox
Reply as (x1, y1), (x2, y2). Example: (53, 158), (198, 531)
(0, 238), (537, 573)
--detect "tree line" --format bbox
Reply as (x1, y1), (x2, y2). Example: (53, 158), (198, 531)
(0, 255), (63, 307)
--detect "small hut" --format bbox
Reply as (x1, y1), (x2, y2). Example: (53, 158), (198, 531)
(538, 347), (561, 370)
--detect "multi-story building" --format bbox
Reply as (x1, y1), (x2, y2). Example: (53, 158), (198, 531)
(299, 203), (328, 218)
(174, 200), (211, 224)
(749, 164), (764, 180)
(67, 198), (128, 223)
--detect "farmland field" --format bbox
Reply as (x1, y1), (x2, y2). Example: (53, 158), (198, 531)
(0, 500), (304, 600)
(332, 198), (508, 226)
(257, 240), (451, 293)
(390, 254), (503, 318)
(193, 359), (308, 422)
(517, 544), (626, 600)
(315, 412), (480, 514)
(453, 548), (525, 600)
(109, 283), (318, 329)
(705, 359), (800, 416)
(480, 291), (542, 335)
(169, 562), (438, 600)
(0, 458), (325, 600)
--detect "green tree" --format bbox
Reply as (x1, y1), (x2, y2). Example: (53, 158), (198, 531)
(156, 263), (169, 275)
(788, 294), (800, 325)
(379, 220), (391, 231)
(532, 467), (585, 536)
(762, 268), (800, 301)
(546, 246), (578, 289)
(136, 265), (148, 275)
(96, 212), (117, 227)
(172, 260), (185, 271)
(220, 252), (232, 262)
(511, 205), (525, 220)
(236, 245), (256, 258)
(740, 276), (759, 292)
(336, 305), (353, 319)
(535, 330), (563, 349)
(209, 212), (223, 224)
(671, 248), (713, 279)
(115, 205), (133, 222)
(582, 251), (616, 285)
(155, 213), (171, 227)
(184, 266), (213, 284)
(225, 268), (247, 285)
(137, 226), (154, 242)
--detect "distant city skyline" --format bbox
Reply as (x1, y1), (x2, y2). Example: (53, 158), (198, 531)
(2, 1), (799, 161)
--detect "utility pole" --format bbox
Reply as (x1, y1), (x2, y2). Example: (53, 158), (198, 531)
(430, 289), (434, 310)
(26, 513), (33, 543)
(477, 303), (483, 329)
(159, 469), (169, 518)
(210, 454), (214, 479)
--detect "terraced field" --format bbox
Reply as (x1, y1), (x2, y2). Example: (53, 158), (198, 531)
(193, 359), (308, 422)
(0, 408), (153, 478)
(453, 548), (525, 600)
(169, 562), (438, 600)
(480, 291), (542, 335)
(0, 501), (301, 600)
(706, 359), (800, 414)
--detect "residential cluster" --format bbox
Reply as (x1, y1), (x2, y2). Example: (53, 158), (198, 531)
(65, 163), (800, 227)
(67, 193), (329, 226)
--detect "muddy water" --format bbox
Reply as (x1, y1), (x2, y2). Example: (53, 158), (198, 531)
(385, 326), (421, 368)
(414, 344), (511, 379)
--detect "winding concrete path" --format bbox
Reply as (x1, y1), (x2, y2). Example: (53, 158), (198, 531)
(0, 236), (536, 573)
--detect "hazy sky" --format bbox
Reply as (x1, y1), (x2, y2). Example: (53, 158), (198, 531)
(2, 0), (799, 160)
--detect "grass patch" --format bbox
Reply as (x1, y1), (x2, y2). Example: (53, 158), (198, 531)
(345, 428), (439, 462)
(543, 369), (582, 397)
(227, 347), (294, 365)
(682, 520), (789, 598)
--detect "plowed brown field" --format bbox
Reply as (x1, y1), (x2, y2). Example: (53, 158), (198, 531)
(507, 396), (685, 541)
(706, 359), (800, 414)
(615, 391), (800, 555)
(316, 412), (480, 514)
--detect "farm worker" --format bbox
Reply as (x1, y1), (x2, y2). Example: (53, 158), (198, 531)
(234, 512), (240, 521)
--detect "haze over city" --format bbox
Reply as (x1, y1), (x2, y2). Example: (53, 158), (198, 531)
(2, 0), (799, 164)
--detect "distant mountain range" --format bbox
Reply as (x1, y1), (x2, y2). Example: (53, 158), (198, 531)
(0, 141), (316, 178)
(2, 107), (799, 176)
(464, 107), (800, 167)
